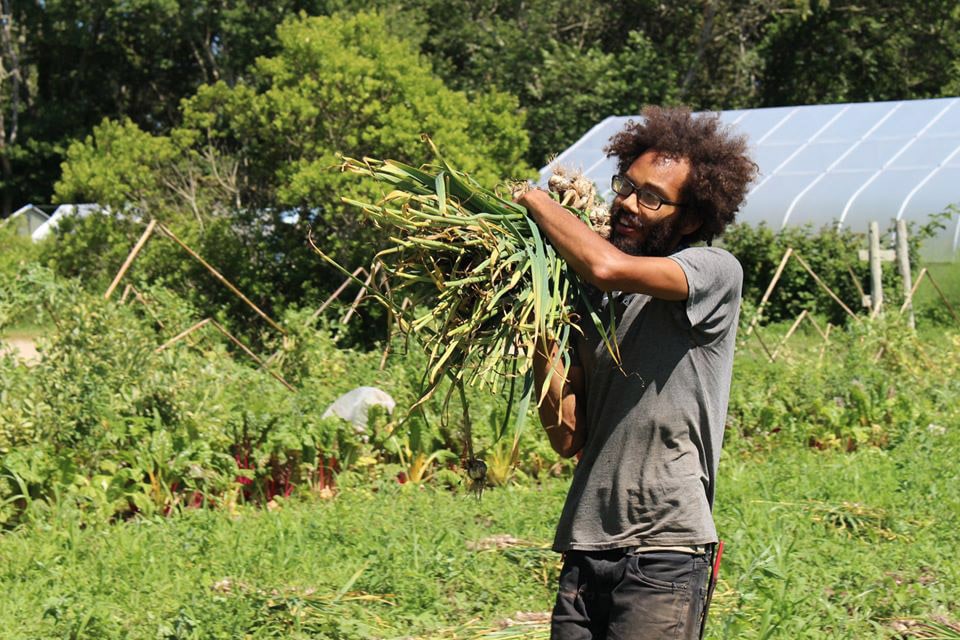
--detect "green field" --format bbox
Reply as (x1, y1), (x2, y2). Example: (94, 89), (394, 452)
(2, 412), (958, 639)
(2, 260), (959, 639)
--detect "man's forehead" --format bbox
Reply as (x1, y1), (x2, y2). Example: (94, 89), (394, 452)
(636, 149), (687, 166)
(627, 150), (691, 183)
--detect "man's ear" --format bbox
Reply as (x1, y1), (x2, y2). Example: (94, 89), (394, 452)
(680, 215), (702, 237)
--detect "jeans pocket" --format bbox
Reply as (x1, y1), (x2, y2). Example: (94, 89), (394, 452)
(626, 552), (695, 591)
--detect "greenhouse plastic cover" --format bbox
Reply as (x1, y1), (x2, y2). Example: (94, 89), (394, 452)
(541, 97), (960, 261)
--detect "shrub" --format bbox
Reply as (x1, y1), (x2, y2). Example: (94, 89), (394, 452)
(722, 214), (952, 327)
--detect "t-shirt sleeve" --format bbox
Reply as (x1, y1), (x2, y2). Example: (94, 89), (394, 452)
(668, 247), (743, 341)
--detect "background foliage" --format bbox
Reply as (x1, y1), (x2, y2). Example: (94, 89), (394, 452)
(5, 1), (960, 213)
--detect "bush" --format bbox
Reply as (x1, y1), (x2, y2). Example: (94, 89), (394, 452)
(722, 214), (952, 327)
(0, 268), (363, 525)
(722, 222), (866, 326)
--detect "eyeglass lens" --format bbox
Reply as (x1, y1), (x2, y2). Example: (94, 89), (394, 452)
(612, 175), (662, 210)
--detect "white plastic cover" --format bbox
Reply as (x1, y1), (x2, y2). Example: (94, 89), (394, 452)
(321, 386), (396, 431)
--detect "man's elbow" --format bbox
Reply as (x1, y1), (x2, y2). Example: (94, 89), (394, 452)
(553, 442), (582, 459)
(541, 421), (582, 459)
(548, 428), (583, 458)
(583, 256), (620, 292)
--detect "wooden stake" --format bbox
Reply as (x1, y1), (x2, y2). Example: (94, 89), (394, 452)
(869, 221), (883, 318)
(156, 318), (211, 353)
(746, 247), (793, 336)
(104, 219), (157, 300)
(157, 224), (285, 334)
(896, 219), (915, 329)
(772, 309), (808, 361)
(120, 283), (134, 304)
(793, 253), (860, 322)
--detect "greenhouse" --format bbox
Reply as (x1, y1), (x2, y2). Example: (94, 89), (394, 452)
(544, 97), (960, 261)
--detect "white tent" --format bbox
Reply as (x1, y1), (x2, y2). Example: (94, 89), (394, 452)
(4, 204), (50, 237)
(30, 204), (108, 242)
(542, 97), (960, 261)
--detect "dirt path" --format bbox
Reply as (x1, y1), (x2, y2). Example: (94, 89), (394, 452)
(0, 337), (40, 365)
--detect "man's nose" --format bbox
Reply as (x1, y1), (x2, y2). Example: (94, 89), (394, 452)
(619, 192), (641, 216)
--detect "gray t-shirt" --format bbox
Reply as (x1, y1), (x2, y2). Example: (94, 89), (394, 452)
(553, 246), (742, 552)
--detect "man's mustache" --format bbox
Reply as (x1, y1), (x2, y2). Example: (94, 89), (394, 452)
(611, 205), (643, 230)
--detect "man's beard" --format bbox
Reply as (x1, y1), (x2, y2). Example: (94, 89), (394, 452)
(608, 205), (686, 257)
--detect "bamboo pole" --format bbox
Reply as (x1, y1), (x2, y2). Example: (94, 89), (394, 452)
(925, 270), (960, 325)
(120, 283), (134, 304)
(156, 318), (211, 353)
(745, 247), (793, 336)
(817, 323), (832, 367)
(157, 224), (285, 334)
(805, 311), (827, 340)
(899, 268), (927, 316)
(209, 320), (296, 392)
(793, 253), (860, 322)
(846, 265), (866, 304)
(311, 266), (368, 320)
(342, 262), (379, 325)
(752, 327), (775, 362)
(104, 219), (157, 299)
(128, 285), (166, 331)
(772, 309), (808, 361)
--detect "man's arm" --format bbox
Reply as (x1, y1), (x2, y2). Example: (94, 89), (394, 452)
(518, 189), (690, 301)
(533, 338), (586, 458)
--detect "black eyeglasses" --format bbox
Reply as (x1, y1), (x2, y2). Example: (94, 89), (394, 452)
(611, 174), (685, 211)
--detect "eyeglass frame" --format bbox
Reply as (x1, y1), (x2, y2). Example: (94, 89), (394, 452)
(611, 173), (685, 211)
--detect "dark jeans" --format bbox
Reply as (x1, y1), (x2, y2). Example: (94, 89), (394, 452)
(551, 548), (711, 640)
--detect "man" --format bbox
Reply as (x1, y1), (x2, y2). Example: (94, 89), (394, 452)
(517, 106), (756, 640)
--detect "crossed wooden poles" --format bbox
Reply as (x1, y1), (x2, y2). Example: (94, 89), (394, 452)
(745, 245), (958, 363)
(104, 220), (294, 391)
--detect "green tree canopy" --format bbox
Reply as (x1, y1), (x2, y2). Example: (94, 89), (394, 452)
(52, 11), (532, 332)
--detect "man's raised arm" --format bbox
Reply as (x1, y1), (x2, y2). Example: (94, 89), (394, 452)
(517, 189), (691, 301)
(532, 338), (586, 458)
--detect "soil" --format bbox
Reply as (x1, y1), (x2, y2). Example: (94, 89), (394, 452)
(0, 337), (40, 365)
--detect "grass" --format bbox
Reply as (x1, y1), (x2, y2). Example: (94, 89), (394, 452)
(2, 421), (958, 639)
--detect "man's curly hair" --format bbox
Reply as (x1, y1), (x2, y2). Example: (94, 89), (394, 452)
(605, 105), (757, 245)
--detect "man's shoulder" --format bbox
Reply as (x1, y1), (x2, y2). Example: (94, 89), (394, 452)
(670, 246), (742, 281)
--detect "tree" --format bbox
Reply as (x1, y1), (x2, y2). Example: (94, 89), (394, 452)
(523, 33), (678, 166)
(0, 0), (23, 217)
(757, 1), (960, 106)
(4, 0), (347, 213)
(52, 11), (532, 333)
